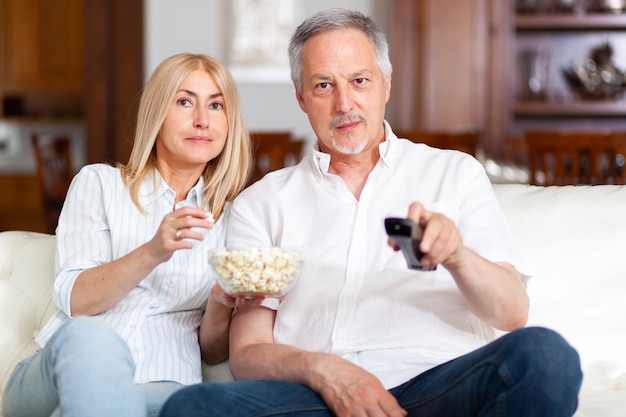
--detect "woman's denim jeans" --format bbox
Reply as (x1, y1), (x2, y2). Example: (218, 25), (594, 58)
(2, 316), (183, 417)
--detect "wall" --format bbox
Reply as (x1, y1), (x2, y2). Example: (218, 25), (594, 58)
(144, 0), (387, 151)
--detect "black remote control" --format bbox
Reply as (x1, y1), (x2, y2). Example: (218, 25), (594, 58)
(384, 217), (428, 270)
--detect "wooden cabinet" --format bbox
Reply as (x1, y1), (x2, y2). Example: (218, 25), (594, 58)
(1, 0), (84, 96)
(513, 13), (626, 115)
(0, 0), (143, 234)
(389, 0), (513, 158)
(504, 4), (626, 140)
(0, 175), (46, 232)
(388, 0), (487, 137)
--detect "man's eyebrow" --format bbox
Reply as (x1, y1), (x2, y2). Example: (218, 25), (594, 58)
(309, 74), (333, 82)
(350, 69), (371, 78)
(309, 69), (371, 81)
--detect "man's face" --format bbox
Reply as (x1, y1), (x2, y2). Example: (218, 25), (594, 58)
(296, 28), (391, 157)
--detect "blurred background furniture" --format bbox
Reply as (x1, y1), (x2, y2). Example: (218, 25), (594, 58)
(31, 134), (74, 234)
(395, 130), (481, 157)
(609, 131), (626, 183)
(525, 130), (626, 186)
(248, 131), (305, 186)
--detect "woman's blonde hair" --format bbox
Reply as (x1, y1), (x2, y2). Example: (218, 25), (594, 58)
(118, 53), (251, 220)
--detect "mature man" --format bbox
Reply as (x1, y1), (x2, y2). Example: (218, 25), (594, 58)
(161, 8), (581, 417)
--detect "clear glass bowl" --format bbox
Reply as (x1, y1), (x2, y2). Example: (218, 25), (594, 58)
(208, 247), (303, 297)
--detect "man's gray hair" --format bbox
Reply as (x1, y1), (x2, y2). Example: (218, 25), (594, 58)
(288, 8), (393, 93)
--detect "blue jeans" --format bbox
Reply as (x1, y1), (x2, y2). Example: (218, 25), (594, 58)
(2, 316), (183, 417)
(160, 327), (582, 417)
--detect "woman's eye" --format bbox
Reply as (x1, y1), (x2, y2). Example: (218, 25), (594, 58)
(177, 98), (192, 107)
(210, 102), (224, 110)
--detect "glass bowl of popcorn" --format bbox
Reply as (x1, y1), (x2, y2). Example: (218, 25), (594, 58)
(208, 247), (303, 297)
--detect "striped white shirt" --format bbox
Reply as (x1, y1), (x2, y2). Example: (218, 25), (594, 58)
(36, 163), (226, 385)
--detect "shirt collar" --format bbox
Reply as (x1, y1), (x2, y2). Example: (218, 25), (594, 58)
(310, 120), (397, 180)
(138, 168), (205, 208)
(378, 120), (396, 169)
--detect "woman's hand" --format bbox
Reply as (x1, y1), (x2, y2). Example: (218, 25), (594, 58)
(199, 284), (265, 364)
(147, 206), (215, 263)
(71, 206), (214, 316)
(209, 284), (265, 309)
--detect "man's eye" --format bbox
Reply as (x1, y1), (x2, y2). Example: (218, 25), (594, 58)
(354, 78), (366, 85)
(317, 82), (330, 89)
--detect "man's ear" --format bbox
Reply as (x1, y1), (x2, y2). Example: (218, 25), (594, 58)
(384, 75), (392, 104)
(295, 88), (307, 113)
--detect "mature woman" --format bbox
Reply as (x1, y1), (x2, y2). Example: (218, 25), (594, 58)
(2, 53), (253, 417)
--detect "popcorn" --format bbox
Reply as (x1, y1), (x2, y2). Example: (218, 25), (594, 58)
(209, 248), (302, 296)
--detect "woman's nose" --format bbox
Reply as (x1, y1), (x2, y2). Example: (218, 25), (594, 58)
(194, 107), (209, 128)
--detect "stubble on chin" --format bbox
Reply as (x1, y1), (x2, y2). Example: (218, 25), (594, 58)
(331, 135), (367, 155)
(329, 114), (367, 155)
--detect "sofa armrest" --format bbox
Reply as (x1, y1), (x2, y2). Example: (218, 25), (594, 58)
(0, 231), (56, 400)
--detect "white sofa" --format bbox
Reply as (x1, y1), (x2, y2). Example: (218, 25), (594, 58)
(1, 183), (626, 416)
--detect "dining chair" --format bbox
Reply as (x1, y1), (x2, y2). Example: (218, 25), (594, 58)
(524, 130), (619, 186)
(247, 131), (305, 187)
(608, 132), (626, 185)
(31, 134), (74, 234)
(394, 130), (481, 157)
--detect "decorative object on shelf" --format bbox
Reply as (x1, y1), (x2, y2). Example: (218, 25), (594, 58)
(552, 0), (583, 13)
(518, 46), (552, 100)
(585, 0), (626, 14)
(516, 0), (547, 14)
(561, 41), (626, 99)
(516, 0), (582, 14)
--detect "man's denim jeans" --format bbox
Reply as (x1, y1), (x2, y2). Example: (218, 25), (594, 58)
(160, 327), (582, 417)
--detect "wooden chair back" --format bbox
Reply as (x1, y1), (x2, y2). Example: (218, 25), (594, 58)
(524, 130), (624, 185)
(31, 134), (74, 234)
(248, 131), (305, 186)
(609, 132), (626, 185)
(395, 130), (480, 157)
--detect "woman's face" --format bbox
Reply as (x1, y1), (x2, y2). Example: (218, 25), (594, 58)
(156, 69), (228, 170)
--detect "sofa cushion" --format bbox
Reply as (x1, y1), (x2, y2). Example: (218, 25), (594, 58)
(493, 184), (626, 415)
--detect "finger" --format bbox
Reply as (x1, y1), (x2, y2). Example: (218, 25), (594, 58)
(173, 207), (214, 221)
(179, 228), (209, 242)
(171, 230), (194, 251)
(235, 295), (265, 308)
(170, 215), (214, 245)
(379, 394), (407, 417)
(210, 285), (237, 308)
(421, 215), (459, 266)
(406, 201), (425, 225)
(419, 212), (443, 253)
